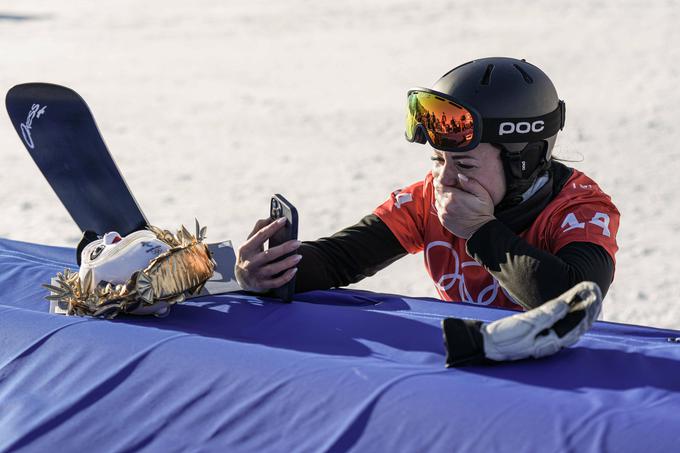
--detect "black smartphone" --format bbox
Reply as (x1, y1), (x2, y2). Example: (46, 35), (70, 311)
(268, 194), (299, 302)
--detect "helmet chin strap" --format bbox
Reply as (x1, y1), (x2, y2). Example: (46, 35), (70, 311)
(495, 141), (552, 210)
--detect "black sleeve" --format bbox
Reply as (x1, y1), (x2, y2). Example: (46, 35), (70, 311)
(466, 219), (614, 309)
(295, 214), (408, 293)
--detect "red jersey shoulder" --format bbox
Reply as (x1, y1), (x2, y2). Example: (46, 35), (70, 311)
(532, 169), (620, 261)
(376, 174), (431, 211)
(373, 173), (436, 254)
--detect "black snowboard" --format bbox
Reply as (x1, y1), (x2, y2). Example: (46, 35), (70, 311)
(5, 83), (148, 236)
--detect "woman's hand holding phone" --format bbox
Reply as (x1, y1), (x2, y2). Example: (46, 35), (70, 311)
(235, 217), (301, 293)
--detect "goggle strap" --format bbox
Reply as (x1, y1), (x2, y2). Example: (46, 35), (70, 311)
(481, 101), (565, 143)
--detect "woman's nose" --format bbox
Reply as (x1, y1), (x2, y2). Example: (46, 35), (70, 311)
(436, 162), (458, 186)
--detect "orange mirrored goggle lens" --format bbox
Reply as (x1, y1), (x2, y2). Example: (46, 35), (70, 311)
(406, 91), (476, 149)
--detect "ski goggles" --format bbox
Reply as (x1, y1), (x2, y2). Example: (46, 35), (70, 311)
(405, 88), (565, 152)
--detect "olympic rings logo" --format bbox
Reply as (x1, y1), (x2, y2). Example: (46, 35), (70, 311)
(424, 241), (520, 306)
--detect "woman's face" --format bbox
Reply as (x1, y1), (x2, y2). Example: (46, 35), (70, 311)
(430, 143), (507, 206)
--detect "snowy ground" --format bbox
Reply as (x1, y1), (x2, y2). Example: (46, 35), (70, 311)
(0, 0), (678, 329)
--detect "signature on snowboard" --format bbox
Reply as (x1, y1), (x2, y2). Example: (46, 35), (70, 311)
(20, 103), (47, 149)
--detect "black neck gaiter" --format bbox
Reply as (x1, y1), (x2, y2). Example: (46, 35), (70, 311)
(494, 161), (573, 234)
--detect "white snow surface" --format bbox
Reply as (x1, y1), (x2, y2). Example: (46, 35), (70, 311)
(0, 0), (678, 329)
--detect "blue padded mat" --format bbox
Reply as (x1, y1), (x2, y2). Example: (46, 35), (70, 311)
(1, 237), (679, 452)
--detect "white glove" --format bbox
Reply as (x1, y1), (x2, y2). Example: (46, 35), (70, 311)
(481, 281), (602, 361)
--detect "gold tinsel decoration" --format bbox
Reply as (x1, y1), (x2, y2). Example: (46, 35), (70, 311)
(44, 220), (216, 319)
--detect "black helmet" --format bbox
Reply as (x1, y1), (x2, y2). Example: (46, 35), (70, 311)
(416, 57), (566, 207)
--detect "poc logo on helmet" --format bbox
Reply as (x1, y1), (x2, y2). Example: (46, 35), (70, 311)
(498, 120), (545, 136)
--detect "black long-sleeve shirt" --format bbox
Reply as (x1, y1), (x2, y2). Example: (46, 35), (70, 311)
(295, 214), (614, 309)
(295, 162), (615, 309)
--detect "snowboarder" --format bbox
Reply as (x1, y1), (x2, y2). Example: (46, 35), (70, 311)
(235, 57), (620, 313)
